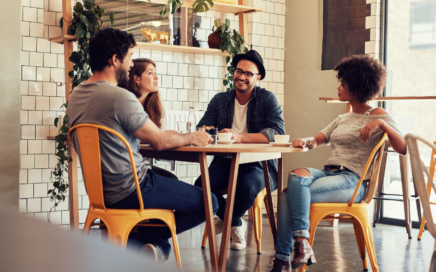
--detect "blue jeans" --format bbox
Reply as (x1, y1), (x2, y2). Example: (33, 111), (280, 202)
(107, 169), (219, 256)
(194, 157), (265, 227)
(274, 168), (366, 261)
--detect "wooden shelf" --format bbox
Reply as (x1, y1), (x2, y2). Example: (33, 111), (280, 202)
(47, 136), (55, 140)
(144, 0), (263, 14)
(320, 96), (436, 103)
(48, 35), (76, 43)
(136, 42), (227, 55)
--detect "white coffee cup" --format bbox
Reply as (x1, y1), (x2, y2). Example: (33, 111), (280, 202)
(218, 133), (235, 141)
(274, 135), (290, 143)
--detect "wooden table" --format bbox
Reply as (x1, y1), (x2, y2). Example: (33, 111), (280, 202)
(139, 143), (307, 272)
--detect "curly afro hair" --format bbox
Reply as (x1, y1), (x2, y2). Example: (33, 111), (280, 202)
(333, 55), (387, 103)
(89, 28), (136, 72)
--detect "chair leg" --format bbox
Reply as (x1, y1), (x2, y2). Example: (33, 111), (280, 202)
(399, 154), (412, 239)
(353, 221), (368, 271)
(418, 215), (426, 241)
(169, 226), (183, 271)
(83, 214), (98, 235)
(201, 223), (208, 248)
(373, 149), (387, 227)
(355, 211), (379, 272)
(252, 193), (264, 254)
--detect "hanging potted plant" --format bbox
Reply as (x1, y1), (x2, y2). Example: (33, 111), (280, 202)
(208, 18), (227, 49)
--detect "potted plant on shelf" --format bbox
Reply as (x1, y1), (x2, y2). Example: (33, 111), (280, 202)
(208, 18), (226, 49)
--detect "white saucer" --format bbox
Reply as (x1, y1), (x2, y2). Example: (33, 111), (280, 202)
(217, 140), (236, 144)
(270, 142), (292, 147)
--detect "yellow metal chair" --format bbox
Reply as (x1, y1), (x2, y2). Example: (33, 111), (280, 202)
(200, 187), (270, 254)
(300, 133), (388, 272)
(417, 141), (436, 241)
(68, 124), (182, 270)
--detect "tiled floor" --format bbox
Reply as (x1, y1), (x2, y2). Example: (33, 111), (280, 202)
(159, 216), (434, 272)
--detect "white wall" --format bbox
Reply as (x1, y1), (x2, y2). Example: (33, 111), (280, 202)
(18, 0), (286, 227)
(283, 0), (347, 177)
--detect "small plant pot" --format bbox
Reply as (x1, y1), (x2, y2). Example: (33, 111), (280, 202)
(208, 31), (222, 49)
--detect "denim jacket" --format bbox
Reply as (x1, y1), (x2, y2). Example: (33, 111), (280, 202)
(197, 86), (285, 191)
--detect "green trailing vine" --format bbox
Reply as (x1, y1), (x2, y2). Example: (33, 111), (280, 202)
(48, 1), (113, 209)
(214, 18), (250, 91)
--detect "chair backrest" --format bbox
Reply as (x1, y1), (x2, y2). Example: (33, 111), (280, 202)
(406, 133), (436, 239)
(347, 133), (387, 207)
(68, 124), (144, 212)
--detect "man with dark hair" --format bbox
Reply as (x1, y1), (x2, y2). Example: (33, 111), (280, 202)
(68, 28), (218, 262)
(195, 50), (285, 250)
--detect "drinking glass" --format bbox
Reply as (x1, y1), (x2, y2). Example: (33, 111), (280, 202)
(177, 121), (188, 133)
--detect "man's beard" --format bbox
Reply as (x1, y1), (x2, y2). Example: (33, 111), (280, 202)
(116, 66), (129, 86)
(234, 77), (255, 93)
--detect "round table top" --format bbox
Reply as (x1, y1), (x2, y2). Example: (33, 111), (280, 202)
(140, 143), (308, 153)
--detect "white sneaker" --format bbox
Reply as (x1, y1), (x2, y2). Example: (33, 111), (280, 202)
(214, 218), (223, 234)
(230, 219), (247, 250)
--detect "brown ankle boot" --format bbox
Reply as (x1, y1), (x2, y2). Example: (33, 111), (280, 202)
(270, 258), (290, 272)
(291, 239), (316, 269)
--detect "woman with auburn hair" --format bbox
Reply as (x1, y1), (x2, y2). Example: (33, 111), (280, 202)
(270, 55), (407, 272)
(119, 58), (176, 179)
(120, 58), (165, 128)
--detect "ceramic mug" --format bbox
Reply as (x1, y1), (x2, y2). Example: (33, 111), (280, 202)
(217, 133), (235, 141)
(274, 135), (290, 143)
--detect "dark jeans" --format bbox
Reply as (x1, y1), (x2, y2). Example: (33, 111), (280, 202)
(194, 157), (265, 227)
(107, 169), (219, 256)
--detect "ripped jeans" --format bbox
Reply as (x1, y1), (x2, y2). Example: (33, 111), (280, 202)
(274, 167), (367, 261)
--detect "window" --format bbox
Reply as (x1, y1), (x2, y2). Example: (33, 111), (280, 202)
(381, 0), (436, 225)
(410, 1), (436, 49)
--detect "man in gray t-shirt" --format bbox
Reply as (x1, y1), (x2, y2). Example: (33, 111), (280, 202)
(68, 28), (216, 261)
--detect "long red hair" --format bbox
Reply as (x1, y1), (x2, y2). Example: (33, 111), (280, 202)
(120, 58), (164, 128)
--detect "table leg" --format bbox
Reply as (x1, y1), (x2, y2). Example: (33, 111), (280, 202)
(198, 152), (218, 272)
(399, 154), (412, 239)
(373, 148), (387, 227)
(262, 161), (277, 246)
(277, 156), (283, 228)
(218, 153), (240, 272)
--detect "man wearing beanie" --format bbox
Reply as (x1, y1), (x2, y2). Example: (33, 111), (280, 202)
(195, 50), (285, 250)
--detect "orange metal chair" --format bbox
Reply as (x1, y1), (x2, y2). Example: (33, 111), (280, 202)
(68, 124), (182, 270)
(200, 187), (270, 254)
(300, 133), (388, 272)
(417, 141), (436, 241)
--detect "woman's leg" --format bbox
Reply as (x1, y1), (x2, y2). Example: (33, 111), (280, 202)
(274, 191), (294, 261)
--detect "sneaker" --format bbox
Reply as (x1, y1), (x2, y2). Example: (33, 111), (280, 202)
(141, 243), (169, 262)
(230, 218), (247, 250)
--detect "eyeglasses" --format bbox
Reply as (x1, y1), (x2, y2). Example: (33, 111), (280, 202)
(234, 69), (259, 79)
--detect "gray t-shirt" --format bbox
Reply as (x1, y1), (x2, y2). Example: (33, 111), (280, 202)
(68, 81), (149, 205)
(321, 111), (402, 179)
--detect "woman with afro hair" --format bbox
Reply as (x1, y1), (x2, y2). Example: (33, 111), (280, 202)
(270, 55), (407, 272)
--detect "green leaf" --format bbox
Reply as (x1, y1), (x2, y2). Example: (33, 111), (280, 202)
(80, 14), (89, 27)
(240, 44), (245, 52)
(109, 12), (114, 26)
(225, 56), (230, 64)
(68, 70), (75, 78)
(86, 32), (91, 39)
(54, 117), (59, 127)
(76, 25), (86, 38)
(74, 2), (83, 13)
(224, 19), (230, 30)
(223, 80), (228, 86)
(67, 25), (76, 35)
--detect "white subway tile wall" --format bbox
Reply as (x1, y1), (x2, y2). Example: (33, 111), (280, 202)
(19, 0), (285, 227)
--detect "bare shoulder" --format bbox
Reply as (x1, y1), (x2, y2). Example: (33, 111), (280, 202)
(370, 107), (388, 115)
